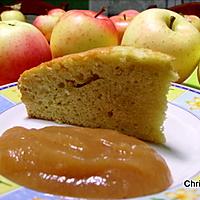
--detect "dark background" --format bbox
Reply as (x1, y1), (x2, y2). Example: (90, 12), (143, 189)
(0, 0), (200, 17)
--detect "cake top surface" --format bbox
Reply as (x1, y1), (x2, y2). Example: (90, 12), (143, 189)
(19, 46), (177, 79)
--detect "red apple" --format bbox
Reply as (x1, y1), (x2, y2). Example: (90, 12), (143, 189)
(66, 9), (100, 16)
(60, 9), (106, 20)
(110, 14), (137, 43)
(50, 8), (119, 58)
(119, 9), (139, 17)
(47, 8), (65, 17)
(33, 10), (97, 43)
(0, 20), (52, 85)
(33, 15), (59, 42)
(33, 8), (65, 42)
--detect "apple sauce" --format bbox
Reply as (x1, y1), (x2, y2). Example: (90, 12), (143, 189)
(0, 126), (172, 198)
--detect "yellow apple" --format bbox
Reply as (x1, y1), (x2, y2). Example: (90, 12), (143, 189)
(33, 15), (59, 42)
(184, 15), (200, 32)
(122, 8), (200, 83)
(50, 9), (119, 58)
(0, 10), (26, 22)
(198, 64), (200, 84)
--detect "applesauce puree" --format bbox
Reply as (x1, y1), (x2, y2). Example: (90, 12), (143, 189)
(0, 126), (172, 198)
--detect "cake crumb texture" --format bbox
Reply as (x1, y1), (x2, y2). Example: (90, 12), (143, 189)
(18, 46), (178, 143)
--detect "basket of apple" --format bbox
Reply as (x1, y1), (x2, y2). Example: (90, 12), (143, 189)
(0, 6), (200, 88)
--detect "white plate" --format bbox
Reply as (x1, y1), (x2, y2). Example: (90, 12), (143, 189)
(0, 83), (200, 200)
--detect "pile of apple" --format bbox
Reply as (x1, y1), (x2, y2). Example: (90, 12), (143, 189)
(33, 8), (139, 57)
(0, 7), (200, 86)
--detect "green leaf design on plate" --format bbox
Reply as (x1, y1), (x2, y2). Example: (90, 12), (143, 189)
(0, 180), (12, 186)
(0, 175), (19, 195)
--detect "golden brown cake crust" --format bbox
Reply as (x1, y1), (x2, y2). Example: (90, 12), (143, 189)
(18, 46), (178, 143)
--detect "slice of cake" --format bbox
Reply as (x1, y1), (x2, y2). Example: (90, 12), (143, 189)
(18, 46), (178, 143)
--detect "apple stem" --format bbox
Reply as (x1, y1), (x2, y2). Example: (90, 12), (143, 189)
(5, 3), (21, 10)
(123, 14), (126, 20)
(169, 16), (176, 29)
(45, 8), (48, 14)
(94, 7), (106, 18)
